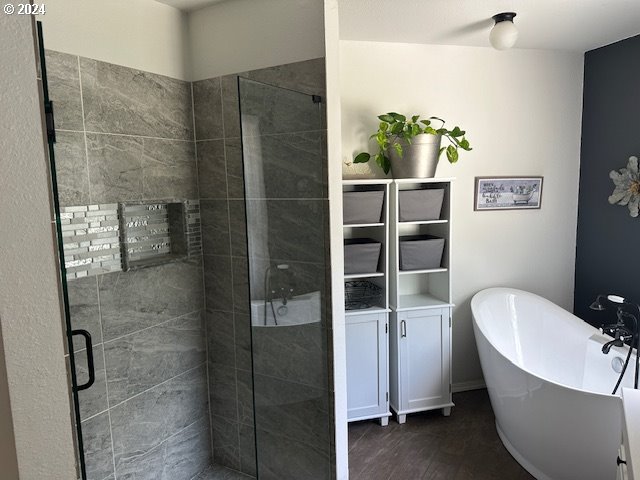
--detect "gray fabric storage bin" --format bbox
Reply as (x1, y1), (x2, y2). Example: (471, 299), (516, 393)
(399, 235), (445, 270)
(398, 188), (444, 222)
(344, 238), (382, 274)
(343, 190), (385, 224)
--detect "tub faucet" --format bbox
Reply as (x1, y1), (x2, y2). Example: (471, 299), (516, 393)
(602, 336), (626, 354)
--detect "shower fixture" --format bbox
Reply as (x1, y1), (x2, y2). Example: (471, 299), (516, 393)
(590, 293), (640, 393)
(263, 264), (295, 325)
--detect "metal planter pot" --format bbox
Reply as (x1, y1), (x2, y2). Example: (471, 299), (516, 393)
(388, 134), (442, 179)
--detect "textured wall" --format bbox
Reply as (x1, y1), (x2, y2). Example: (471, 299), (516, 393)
(39, 0), (189, 80)
(47, 49), (210, 480)
(340, 41), (584, 387)
(188, 0), (325, 81)
(574, 35), (640, 325)
(0, 15), (78, 480)
(193, 58), (332, 478)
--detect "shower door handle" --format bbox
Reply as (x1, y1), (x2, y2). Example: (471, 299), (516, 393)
(72, 329), (95, 391)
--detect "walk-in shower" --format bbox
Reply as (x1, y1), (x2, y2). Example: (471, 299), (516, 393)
(38, 18), (333, 480)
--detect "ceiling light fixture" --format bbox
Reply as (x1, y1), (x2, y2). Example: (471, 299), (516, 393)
(489, 12), (518, 50)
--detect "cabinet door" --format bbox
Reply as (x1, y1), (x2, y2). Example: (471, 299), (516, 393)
(346, 313), (388, 420)
(399, 308), (450, 411)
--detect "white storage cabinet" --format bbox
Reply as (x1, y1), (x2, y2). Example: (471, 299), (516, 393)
(388, 179), (454, 423)
(343, 180), (392, 425)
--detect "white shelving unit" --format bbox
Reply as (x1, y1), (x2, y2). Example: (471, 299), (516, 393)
(388, 178), (455, 424)
(343, 179), (392, 426)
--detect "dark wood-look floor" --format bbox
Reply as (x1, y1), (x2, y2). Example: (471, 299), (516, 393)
(348, 389), (535, 480)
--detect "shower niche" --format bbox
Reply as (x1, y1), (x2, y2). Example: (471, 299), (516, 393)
(120, 200), (202, 271)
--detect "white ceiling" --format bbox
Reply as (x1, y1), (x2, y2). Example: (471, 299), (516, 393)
(154, 0), (225, 12)
(339, 0), (640, 52)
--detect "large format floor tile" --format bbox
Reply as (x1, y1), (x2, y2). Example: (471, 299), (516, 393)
(348, 389), (534, 480)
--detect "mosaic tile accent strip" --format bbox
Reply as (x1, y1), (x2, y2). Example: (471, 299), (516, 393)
(61, 204), (122, 280)
(121, 201), (202, 270)
(121, 203), (172, 265)
(185, 200), (202, 259)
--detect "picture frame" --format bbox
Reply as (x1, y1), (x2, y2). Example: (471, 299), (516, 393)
(474, 176), (543, 211)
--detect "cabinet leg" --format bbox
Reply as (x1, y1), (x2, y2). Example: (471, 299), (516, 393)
(379, 417), (389, 427)
(442, 407), (452, 417)
(397, 414), (406, 424)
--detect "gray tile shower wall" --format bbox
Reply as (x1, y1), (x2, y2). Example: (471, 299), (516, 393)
(193, 58), (331, 478)
(46, 50), (210, 480)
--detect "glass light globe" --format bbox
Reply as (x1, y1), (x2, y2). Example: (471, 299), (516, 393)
(489, 20), (518, 50)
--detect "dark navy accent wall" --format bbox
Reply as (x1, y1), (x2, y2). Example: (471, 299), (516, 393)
(574, 34), (640, 327)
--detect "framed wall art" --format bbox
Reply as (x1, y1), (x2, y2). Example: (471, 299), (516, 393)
(474, 176), (543, 211)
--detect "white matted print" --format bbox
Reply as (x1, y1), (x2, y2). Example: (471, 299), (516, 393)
(474, 177), (543, 211)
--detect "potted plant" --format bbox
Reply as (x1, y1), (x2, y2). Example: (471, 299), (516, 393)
(353, 112), (472, 178)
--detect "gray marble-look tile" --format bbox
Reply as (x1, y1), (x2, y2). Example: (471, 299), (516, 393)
(232, 256), (250, 315)
(221, 75), (241, 139)
(200, 199), (230, 256)
(203, 255), (233, 312)
(245, 58), (326, 99)
(75, 346), (108, 421)
(81, 411), (115, 480)
(67, 276), (101, 352)
(211, 414), (241, 471)
(209, 363), (238, 421)
(255, 427), (330, 480)
(238, 78), (323, 137)
(86, 133), (143, 204)
(253, 373), (330, 452)
(239, 422), (257, 477)
(110, 365), (208, 469)
(234, 313), (252, 372)
(45, 50), (83, 131)
(228, 200), (247, 258)
(197, 139), (227, 199)
(99, 261), (204, 341)
(225, 138), (245, 200)
(115, 417), (211, 480)
(142, 138), (197, 200)
(193, 77), (223, 141)
(104, 311), (205, 406)
(195, 464), (253, 480)
(206, 310), (235, 367)
(251, 321), (326, 388)
(245, 199), (326, 264)
(80, 57), (193, 140)
(53, 130), (90, 207)
(243, 131), (325, 200)
(236, 367), (254, 426)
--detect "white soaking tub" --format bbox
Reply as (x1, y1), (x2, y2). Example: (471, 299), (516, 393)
(471, 288), (636, 480)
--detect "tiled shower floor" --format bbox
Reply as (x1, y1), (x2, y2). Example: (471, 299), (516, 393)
(195, 464), (253, 480)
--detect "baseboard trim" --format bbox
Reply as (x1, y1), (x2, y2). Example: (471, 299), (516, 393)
(452, 380), (486, 393)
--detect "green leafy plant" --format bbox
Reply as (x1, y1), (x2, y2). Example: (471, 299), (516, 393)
(354, 112), (472, 174)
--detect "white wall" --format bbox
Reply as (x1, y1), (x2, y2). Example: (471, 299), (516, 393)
(39, 0), (189, 80)
(188, 0), (325, 80)
(0, 15), (78, 479)
(340, 41), (584, 386)
(324, 2), (348, 478)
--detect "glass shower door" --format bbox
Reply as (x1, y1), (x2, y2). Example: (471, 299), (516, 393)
(238, 77), (333, 479)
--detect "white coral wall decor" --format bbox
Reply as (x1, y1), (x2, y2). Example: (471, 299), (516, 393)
(609, 156), (640, 217)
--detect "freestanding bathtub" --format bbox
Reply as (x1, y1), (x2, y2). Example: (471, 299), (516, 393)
(471, 288), (636, 480)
